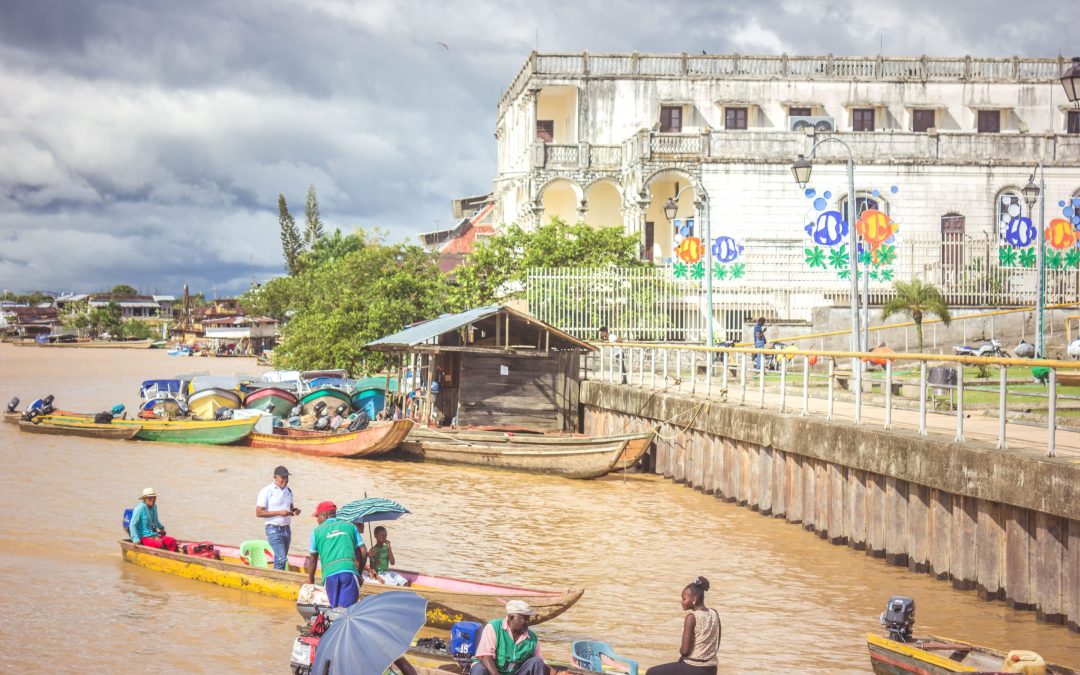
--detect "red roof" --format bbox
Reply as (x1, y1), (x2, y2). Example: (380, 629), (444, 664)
(441, 202), (495, 256)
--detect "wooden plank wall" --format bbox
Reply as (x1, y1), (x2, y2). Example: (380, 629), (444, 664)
(457, 353), (578, 431)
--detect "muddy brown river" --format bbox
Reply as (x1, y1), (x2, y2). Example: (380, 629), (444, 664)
(1, 344), (1077, 673)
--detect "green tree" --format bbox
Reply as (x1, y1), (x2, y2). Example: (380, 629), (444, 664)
(304, 184), (325, 247)
(110, 284), (138, 295)
(449, 217), (643, 309)
(880, 279), (951, 353)
(278, 194), (303, 275)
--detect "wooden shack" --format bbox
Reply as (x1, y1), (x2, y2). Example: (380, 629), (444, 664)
(366, 305), (594, 431)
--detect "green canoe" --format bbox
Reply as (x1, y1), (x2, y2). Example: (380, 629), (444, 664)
(48, 413), (259, 445)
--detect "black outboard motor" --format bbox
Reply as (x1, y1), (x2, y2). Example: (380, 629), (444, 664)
(347, 410), (370, 432)
(40, 394), (55, 416)
(289, 403), (304, 418)
(334, 404), (348, 417)
(6, 397), (19, 413)
(880, 596), (915, 643)
(311, 401), (330, 431)
(214, 407), (234, 421)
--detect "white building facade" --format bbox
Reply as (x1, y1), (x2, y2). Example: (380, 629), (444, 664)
(494, 52), (1080, 308)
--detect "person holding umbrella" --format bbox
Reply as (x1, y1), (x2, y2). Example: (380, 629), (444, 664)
(306, 501), (367, 608)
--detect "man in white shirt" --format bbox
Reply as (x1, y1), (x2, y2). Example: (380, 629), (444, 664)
(256, 465), (300, 570)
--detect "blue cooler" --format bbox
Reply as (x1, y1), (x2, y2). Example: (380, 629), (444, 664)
(450, 621), (482, 658)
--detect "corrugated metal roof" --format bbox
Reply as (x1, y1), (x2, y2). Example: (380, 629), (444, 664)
(366, 305), (503, 348)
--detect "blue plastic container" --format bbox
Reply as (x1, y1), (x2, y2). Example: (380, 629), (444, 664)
(450, 621), (482, 658)
(122, 508), (133, 533)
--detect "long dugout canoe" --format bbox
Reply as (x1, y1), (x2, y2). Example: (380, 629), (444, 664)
(18, 419), (142, 440)
(48, 412), (258, 444)
(245, 419), (413, 458)
(119, 540), (582, 629)
(866, 633), (1080, 674)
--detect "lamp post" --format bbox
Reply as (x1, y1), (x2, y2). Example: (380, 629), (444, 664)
(792, 140), (861, 353)
(663, 188), (714, 351)
(1022, 167), (1046, 357)
(1061, 57), (1080, 105)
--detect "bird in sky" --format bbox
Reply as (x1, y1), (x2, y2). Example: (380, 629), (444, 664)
(437, 42), (450, 50)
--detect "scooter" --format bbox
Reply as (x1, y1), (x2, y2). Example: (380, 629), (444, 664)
(953, 337), (1008, 358)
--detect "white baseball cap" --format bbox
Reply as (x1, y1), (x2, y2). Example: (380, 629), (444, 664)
(505, 600), (534, 617)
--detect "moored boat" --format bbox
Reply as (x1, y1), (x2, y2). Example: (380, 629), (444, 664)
(3, 411), (20, 425)
(118, 539), (583, 628)
(299, 387), (352, 416)
(18, 419), (142, 440)
(246, 419), (413, 458)
(187, 387), (242, 420)
(49, 412), (258, 444)
(243, 387), (298, 417)
(398, 427), (632, 479)
(868, 595), (1080, 675)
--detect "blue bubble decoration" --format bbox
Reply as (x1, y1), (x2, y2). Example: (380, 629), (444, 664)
(890, 185), (899, 193)
(813, 197), (828, 211)
(824, 191), (832, 199)
(804, 189), (816, 198)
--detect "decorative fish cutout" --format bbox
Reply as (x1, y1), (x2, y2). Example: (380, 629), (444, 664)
(1003, 216), (1036, 248)
(675, 237), (705, 264)
(805, 210), (848, 247)
(1045, 218), (1078, 250)
(856, 209), (896, 250)
(711, 236), (743, 263)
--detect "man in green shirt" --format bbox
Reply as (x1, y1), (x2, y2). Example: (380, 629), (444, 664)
(305, 500), (366, 608)
(471, 600), (552, 675)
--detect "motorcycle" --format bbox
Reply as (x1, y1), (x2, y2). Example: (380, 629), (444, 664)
(953, 337), (1009, 358)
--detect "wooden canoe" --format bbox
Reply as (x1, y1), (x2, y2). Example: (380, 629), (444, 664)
(3, 412), (20, 425)
(1057, 372), (1080, 387)
(867, 633), (1080, 674)
(48, 412), (258, 445)
(119, 539), (582, 628)
(398, 427), (631, 479)
(245, 420), (414, 458)
(34, 338), (155, 348)
(19, 419), (142, 440)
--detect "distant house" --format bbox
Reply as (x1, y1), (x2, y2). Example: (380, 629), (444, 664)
(418, 194), (496, 274)
(2, 305), (63, 338)
(202, 316), (279, 355)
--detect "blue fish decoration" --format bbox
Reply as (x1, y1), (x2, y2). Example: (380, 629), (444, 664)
(805, 210), (848, 247)
(1003, 216), (1036, 248)
(712, 236), (743, 263)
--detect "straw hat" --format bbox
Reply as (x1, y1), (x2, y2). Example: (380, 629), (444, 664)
(140, 487), (157, 499)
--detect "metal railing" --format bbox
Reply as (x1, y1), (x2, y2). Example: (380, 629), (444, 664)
(588, 343), (1080, 457)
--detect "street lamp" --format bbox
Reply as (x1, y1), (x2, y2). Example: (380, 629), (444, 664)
(791, 143), (862, 354)
(663, 186), (714, 350)
(1023, 168), (1046, 357)
(1061, 57), (1080, 104)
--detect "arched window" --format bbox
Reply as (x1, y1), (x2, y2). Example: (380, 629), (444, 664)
(839, 192), (888, 221)
(996, 188), (1023, 241)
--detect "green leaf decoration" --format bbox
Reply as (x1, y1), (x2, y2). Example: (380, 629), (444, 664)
(1047, 249), (1064, 270)
(859, 250), (872, 266)
(673, 262), (688, 279)
(838, 269), (850, 280)
(998, 246), (1018, 267)
(690, 261), (705, 280)
(828, 244), (849, 270)
(880, 268), (894, 281)
(1019, 248), (1037, 268)
(1065, 249), (1080, 269)
(729, 262), (746, 279)
(714, 264), (728, 280)
(876, 244), (896, 266)
(870, 270), (880, 281)
(805, 246), (826, 269)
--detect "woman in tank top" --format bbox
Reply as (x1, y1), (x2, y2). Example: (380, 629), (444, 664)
(645, 577), (721, 675)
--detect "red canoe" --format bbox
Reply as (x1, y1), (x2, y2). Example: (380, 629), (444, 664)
(245, 419), (413, 458)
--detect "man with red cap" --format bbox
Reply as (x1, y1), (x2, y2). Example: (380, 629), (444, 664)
(305, 500), (367, 608)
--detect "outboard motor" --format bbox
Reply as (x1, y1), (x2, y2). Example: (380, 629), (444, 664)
(334, 404), (348, 417)
(347, 410), (370, 432)
(6, 397), (19, 414)
(40, 394), (55, 416)
(880, 596), (915, 643)
(312, 401), (330, 431)
(111, 404), (126, 419)
(214, 407), (234, 421)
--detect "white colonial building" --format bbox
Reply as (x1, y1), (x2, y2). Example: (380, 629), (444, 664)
(494, 52), (1080, 319)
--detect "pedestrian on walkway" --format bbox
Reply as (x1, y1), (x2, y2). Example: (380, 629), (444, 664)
(753, 318), (767, 370)
(600, 326), (626, 384)
(256, 465), (300, 570)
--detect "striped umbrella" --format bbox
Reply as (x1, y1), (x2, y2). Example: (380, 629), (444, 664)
(336, 497), (410, 524)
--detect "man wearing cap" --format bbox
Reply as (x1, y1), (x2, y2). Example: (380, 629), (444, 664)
(470, 600), (551, 675)
(256, 466), (300, 571)
(305, 501), (367, 608)
(128, 488), (178, 552)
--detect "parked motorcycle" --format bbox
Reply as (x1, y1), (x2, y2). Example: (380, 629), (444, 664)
(953, 337), (1009, 358)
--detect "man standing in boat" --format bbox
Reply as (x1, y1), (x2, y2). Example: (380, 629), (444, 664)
(306, 501), (367, 608)
(471, 600), (552, 675)
(255, 466), (300, 570)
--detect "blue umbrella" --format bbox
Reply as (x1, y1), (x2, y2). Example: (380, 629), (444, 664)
(311, 591), (428, 675)
(337, 497), (410, 524)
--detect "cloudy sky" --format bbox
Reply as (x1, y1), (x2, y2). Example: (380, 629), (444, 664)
(0, 0), (1073, 296)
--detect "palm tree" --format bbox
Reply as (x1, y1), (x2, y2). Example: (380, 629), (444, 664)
(880, 279), (951, 353)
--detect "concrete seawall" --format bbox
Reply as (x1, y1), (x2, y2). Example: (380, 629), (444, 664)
(582, 380), (1080, 630)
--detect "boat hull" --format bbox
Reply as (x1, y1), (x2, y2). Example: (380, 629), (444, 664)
(187, 388), (242, 420)
(48, 413), (258, 445)
(246, 420), (413, 458)
(867, 633), (1080, 675)
(399, 427), (630, 479)
(19, 419), (142, 439)
(243, 388), (298, 417)
(3, 412), (20, 425)
(299, 388), (352, 416)
(119, 540), (582, 628)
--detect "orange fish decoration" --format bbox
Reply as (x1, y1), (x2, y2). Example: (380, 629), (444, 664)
(1045, 218), (1078, 250)
(675, 236), (705, 263)
(856, 209), (897, 250)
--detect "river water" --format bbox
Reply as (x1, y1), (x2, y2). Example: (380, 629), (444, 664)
(1, 344), (1078, 673)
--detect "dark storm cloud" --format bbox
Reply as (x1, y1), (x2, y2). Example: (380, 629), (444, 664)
(0, 0), (1071, 294)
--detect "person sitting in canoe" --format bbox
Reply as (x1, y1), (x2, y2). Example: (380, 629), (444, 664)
(305, 501), (366, 608)
(364, 525), (409, 587)
(470, 600), (552, 675)
(129, 488), (178, 552)
(646, 577), (720, 675)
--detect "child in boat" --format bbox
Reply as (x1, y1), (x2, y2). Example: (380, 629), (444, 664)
(365, 526), (409, 586)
